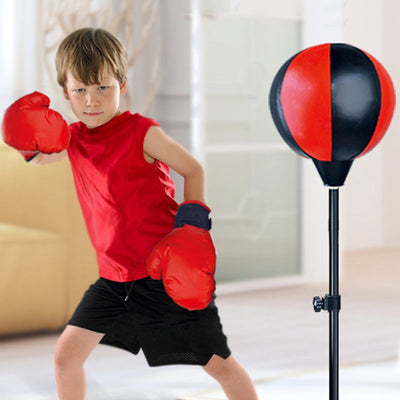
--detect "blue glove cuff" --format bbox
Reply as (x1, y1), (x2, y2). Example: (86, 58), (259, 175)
(174, 202), (212, 231)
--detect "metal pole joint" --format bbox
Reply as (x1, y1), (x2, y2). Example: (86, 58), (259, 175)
(313, 294), (341, 312)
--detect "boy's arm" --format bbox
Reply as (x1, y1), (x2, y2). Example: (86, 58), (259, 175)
(29, 150), (68, 166)
(145, 126), (216, 311)
(143, 126), (205, 203)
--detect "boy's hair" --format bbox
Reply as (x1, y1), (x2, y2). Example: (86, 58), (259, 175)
(56, 27), (128, 88)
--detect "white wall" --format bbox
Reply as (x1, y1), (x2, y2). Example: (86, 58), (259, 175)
(153, 0), (192, 202)
(342, 0), (385, 250)
(382, 0), (400, 247)
(342, 0), (400, 250)
(236, 0), (302, 18)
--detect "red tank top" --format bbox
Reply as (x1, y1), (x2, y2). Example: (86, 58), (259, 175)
(67, 111), (178, 282)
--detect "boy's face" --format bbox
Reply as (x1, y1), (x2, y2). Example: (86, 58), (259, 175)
(63, 71), (127, 129)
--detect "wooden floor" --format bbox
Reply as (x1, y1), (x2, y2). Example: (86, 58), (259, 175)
(0, 248), (399, 399)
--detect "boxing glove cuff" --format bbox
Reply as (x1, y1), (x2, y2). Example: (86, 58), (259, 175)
(174, 201), (212, 231)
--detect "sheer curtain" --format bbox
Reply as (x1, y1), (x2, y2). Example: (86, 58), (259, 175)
(0, 1), (15, 104)
(0, 0), (41, 115)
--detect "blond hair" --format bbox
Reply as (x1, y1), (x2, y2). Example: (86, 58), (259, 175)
(55, 27), (127, 87)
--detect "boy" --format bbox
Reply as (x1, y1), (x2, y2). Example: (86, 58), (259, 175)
(2, 28), (258, 400)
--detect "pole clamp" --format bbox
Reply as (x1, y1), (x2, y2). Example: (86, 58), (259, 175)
(313, 294), (341, 312)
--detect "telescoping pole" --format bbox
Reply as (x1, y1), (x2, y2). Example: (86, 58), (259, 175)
(313, 188), (341, 400)
(329, 188), (340, 400)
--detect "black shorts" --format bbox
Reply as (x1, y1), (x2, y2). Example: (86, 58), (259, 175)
(68, 277), (231, 367)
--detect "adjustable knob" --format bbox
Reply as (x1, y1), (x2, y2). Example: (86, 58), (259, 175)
(313, 296), (325, 312)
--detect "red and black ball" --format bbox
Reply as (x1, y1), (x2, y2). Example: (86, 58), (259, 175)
(269, 43), (395, 186)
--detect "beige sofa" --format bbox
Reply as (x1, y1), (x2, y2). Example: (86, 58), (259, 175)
(0, 143), (98, 335)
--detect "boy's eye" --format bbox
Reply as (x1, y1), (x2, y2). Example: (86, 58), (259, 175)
(75, 88), (86, 93)
(99, 86), (108, 91)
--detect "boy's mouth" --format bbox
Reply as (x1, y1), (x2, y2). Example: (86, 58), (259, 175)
(85, 112), (103, 117)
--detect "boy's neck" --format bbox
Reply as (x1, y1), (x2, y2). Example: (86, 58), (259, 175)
(85, 109), (123, 129)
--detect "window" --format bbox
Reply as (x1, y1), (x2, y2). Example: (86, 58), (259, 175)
(192, 8), (302, 283)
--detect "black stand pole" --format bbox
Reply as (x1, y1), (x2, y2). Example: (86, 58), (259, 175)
(313, 188), (341, 400)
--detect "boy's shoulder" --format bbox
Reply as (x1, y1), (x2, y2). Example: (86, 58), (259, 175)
(125, 113), (160, 139)
(132, 113), (160, 129)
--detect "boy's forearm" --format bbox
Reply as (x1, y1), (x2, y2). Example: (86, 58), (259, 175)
(28, 153), (43, 165)
(30, 150), (68, 165)
(183, 164), (206, 204)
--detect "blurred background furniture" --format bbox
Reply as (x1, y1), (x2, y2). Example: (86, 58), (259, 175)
(0, 144), (97, 335)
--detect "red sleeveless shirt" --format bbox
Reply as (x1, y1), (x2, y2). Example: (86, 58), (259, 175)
(67, 111), (178, 282)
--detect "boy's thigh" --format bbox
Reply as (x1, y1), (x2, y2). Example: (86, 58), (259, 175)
(55, 325), (104, 365)
(68, 278), (129, 333)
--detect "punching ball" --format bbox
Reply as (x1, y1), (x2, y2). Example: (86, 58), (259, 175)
(268, 43), (395, 400)
(269, 43), (395, 186)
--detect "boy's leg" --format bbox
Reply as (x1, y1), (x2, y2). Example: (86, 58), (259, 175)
(202, 354), (259, 400)
(54, 325), (104, 400)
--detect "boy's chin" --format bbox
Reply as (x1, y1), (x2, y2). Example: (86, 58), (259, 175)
(83, 115), (110, 129)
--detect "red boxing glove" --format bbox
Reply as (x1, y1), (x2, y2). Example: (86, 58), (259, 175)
(1, 91), (70, 161)
(147, 201), (216, 310)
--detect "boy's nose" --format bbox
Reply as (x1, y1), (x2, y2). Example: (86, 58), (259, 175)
(86, 92), (100, 107)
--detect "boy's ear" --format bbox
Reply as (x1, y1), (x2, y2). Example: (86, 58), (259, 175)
(63, 87), (70, 100)
(120, 81), (127, 95)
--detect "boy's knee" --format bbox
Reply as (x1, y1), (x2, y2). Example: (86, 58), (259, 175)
(202, 355), (236, 382)
(54, 325), (103, 369)
(54, 341), (75, 369)
(54, 337), (83, 369)
(54, 344), (70, 368)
